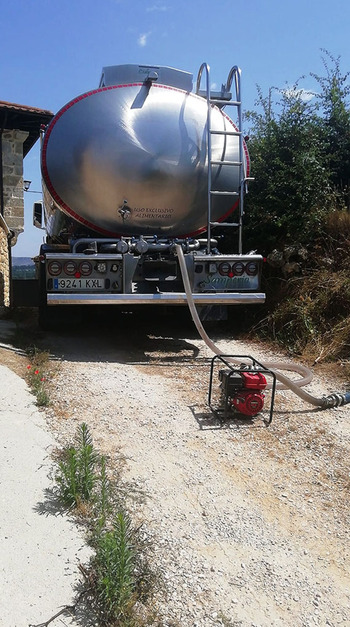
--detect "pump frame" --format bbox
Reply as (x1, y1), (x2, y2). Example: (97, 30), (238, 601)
(208, 354), (277, 425)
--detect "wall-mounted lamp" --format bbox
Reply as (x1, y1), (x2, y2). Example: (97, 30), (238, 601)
(23, 180), (31, 192)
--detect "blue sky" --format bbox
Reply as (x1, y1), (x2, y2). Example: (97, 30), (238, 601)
(2, 0), (350, 256)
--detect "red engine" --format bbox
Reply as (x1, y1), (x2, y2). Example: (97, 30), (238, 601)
(219, 369), (267, 417)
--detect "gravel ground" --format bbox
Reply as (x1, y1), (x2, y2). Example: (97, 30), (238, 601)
(2, 310), (350, 626)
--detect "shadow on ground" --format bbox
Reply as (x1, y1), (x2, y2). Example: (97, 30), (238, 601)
(4, 305), (243, 366)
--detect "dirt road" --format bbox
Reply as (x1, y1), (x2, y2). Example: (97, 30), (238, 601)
(2, 309), (350, 626)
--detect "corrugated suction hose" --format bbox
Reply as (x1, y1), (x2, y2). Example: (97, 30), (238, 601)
(175, 244), (350, 409)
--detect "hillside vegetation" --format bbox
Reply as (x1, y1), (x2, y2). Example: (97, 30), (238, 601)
(241, 51), (350, 366)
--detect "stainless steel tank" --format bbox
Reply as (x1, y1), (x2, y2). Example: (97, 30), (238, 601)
(41, 67), (249, 238)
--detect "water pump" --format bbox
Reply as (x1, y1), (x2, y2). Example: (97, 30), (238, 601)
(209, 355), (277, 424)
(220, 370), (267, 416)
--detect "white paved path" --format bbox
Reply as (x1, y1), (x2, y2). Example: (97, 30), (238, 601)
(0, 364), (90, 627)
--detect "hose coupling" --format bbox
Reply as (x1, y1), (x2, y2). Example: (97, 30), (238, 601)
(321, 391), (350, 409)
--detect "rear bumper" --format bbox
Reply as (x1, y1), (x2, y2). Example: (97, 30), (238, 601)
(47, 292), (266, 306)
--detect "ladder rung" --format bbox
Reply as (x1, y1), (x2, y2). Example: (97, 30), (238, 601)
(210, 190), (239, 196)
(210, 99), (241, 107)
(210, 222), (240, 227)
(210, 129), (241, 136)
(210, 160), (242, 166)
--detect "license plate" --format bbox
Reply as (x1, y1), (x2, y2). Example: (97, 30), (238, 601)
(53, 278), (105, 290)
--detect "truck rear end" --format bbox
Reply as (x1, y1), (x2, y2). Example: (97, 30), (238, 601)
(34, 63), (265, 326)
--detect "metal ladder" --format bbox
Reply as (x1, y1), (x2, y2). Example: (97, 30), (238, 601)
(196, 63), (250, 254)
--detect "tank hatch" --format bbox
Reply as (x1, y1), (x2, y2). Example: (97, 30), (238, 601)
(99, 64), (193, 91)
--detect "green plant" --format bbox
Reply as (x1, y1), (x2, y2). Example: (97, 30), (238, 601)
(35, 385), (50, 407)
(217, 612), (241, 627)
(26, 347), (51, 407)
(26, 345), (50, 367)
(27, 367), (49, 405)
(92, 511), (137, 625)
(53, 424), (157, 626)
(241, 51), (350, 256)
(243, 81), (331, 254)
(95, 455), (115, 531)
(56, 423), (99, 507)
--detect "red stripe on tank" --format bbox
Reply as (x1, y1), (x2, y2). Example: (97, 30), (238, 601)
(41, 83), (249, 238)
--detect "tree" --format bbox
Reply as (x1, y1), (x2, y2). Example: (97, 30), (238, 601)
(243, 82), (331, 254)
(311, 50), (350, 209)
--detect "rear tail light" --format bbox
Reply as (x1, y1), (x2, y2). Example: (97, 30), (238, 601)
(47, 261), (62, 276)
(233, 262), (245, 276)
(218, 262), (231, 276)
(219, 261), (257, 277)
(79, 261), (92, 276)
(64, 261), (77, 275)
(246, 261), (259, 276)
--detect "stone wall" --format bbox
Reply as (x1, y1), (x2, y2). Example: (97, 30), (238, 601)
(0, 223), (10, 311)
(2, 129), (28, 244)
(0, 128), (28, 309)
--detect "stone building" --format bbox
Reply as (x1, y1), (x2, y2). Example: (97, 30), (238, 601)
(0, 101), (53, 312)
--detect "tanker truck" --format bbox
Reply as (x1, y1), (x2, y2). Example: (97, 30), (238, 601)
(33, 63), (265, 327)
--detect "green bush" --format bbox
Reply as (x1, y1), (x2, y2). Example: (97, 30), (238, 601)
(242, 51), (350, 255)
(240, 52), (350, 364)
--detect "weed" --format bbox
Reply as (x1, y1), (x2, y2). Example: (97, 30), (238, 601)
(26, 345), (51, 368)
(54, 423), (157, 625)
(26, 350), (50, 407)
(29, 371), (49, 404)
(91, 511), (137, 625)
(95, 455), (115, 531)
(56, 423), (99, 508)
(35, 387), (50, 407)
(217, 612), (242, 626)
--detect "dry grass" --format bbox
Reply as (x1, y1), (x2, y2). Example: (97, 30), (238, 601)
(326, 208), (350, 240)
(255, 211), (350, 367)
